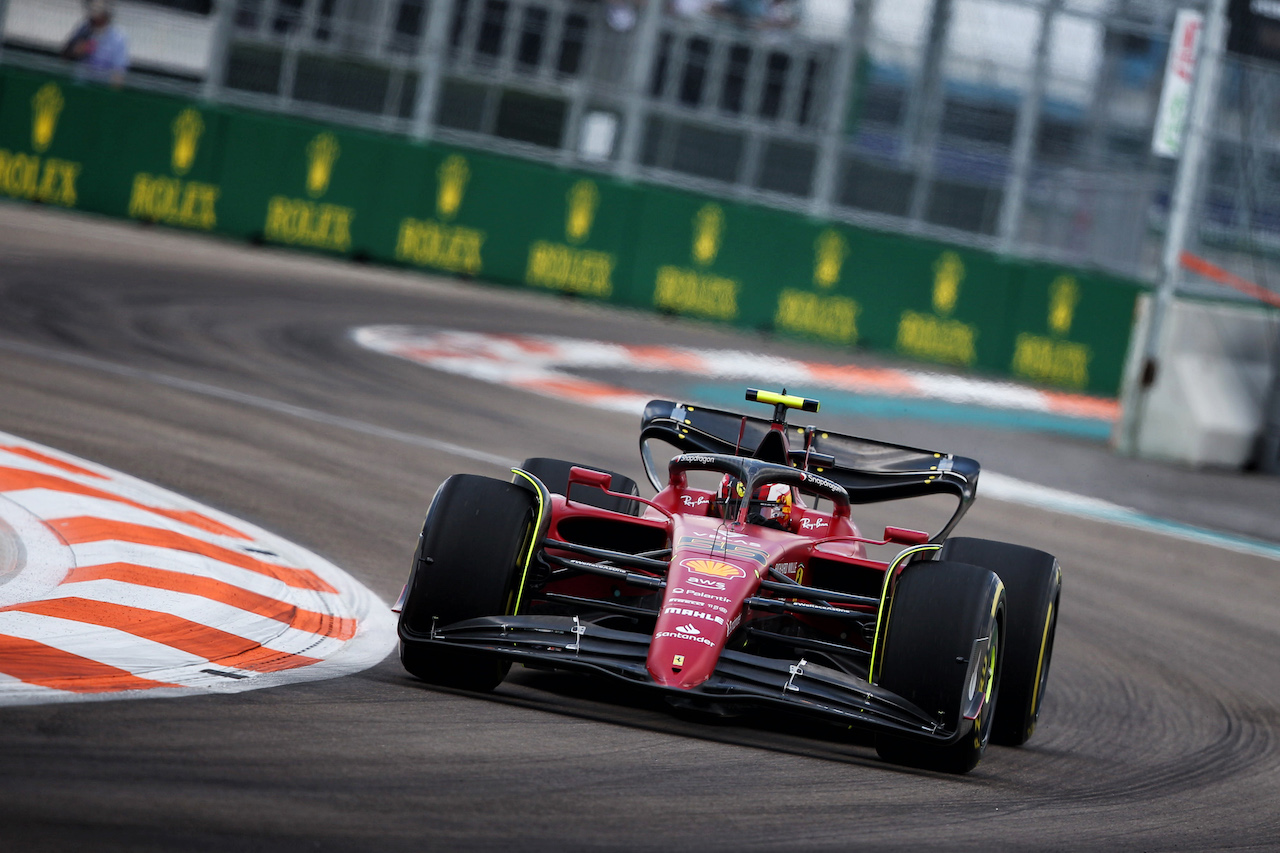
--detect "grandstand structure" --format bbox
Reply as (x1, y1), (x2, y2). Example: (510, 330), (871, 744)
(1, 0), (1277, 295)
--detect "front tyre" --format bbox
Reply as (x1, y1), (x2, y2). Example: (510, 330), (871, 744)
(940, 537), (1062, 746)
(398, 474), (536, 692)
(874, 560), (1005, 774)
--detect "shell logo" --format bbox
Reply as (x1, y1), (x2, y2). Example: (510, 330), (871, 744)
(682, 558), (745, 579)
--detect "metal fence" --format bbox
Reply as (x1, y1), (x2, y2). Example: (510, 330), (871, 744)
(3, 0), (1279, 296)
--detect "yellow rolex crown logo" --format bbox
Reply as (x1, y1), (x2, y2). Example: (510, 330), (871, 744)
(1048, 275), (1080, 336)
(932, 251), (964, 316)
(692, 204), (723, 267)
(566, 180), (599, 244)
(436, 155), (470, 220)
(814, 229), (848, 289)
(305, 133), (340, 198)
(31, 83), (65, 154)
(171, 108), (205, 176)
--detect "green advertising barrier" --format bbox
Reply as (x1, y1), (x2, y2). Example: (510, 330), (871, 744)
(627, 186), (800, 329)
(0, 64), (1144, 396)
(1005, 261), (1140, 396)
(0, 70), (103, 212)
(370, 143), (641, 304)
(99, 90), (228, 231)
(215, 109), (394, 254)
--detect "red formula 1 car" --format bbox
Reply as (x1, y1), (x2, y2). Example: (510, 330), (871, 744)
(395, 389), (1061, 773)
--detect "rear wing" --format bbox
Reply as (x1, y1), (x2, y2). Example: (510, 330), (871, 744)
(639, 399), (980, 538)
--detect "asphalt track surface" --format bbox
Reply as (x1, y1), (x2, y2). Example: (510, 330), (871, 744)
(2, 204), (1279, 851)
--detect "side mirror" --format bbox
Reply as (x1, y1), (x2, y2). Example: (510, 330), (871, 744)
(568, 466), (613, 492)
(884, 526), (930, 546)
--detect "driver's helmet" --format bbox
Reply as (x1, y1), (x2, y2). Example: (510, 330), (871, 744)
(716, 476), (794, 529)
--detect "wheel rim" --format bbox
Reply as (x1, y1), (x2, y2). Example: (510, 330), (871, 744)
(976, 618), (1001, 748)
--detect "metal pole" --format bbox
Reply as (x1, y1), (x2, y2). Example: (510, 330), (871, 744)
(410, 0), (459, 141)
(997, 0), (1060, 254)
(616, 0), (666, 181)
(0, 0), (11, 66)
(810, 0), (873, 218)
(202, 0), (237, 101)
(905, 0), (952, 227)
(1117, 0), (1229, 455)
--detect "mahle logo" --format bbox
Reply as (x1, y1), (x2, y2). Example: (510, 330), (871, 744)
(305, 133), (340, 198)
(932, 251), (964, 316)
(692, 204), (723, 267)
(813, 229), (847, 289)
(31, 83), (64, 153)
(565, 180), (598, 244)
(1048, 275), (1080, 336)
(170, 109), (204, 176)
(436, 155), (469, 220)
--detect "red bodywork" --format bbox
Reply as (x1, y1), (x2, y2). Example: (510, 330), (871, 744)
(535, 457), (923, 694)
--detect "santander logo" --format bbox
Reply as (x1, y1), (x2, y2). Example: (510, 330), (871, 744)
(675, 623), (700, 636)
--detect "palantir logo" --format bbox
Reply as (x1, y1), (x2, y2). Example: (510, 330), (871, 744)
(31, 83), (64, 153)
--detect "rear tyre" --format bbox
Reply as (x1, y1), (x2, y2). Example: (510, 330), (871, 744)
(519, 457), (641, 515)
(398, 474), (536, 692)
(940, 537), (1061, 746)
(874, 560), (1005, 774)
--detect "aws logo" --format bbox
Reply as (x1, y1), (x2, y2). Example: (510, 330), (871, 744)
(396, 153), (485, 275)
(526, 180), (614, 297)
(263, 132), (355, 253)
(128, 107), (220, 231)
(0, 82), (80, 208)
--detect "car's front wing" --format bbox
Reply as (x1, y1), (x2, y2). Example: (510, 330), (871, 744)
(403, 615), (958, 742)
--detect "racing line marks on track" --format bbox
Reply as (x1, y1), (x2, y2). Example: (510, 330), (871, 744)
(0, 433), (396, 706)
(1, 332), (1275, 563)
(352, 326), (1280, 562)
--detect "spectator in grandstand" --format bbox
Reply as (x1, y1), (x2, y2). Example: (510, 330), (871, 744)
(62, 0), (130, 86)
(605, 0), (640, 32)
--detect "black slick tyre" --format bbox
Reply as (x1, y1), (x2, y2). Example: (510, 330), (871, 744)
(398, 474), (536, 692)
(874, 560), (1005, 774)
(940, 537), (1061, 746)
(519, 457), (641, 515)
